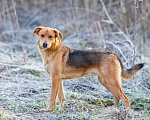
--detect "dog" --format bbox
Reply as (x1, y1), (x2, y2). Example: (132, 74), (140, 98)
(32, 26), (144, 112)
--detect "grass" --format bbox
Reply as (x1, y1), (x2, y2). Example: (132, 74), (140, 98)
(0, 69), (149, 119)
(0, 0), (150, 119)
(131, 98), (150, 110)
(0, 45), (149, 119)
(0, 56), (149, 119)
(0, 109), (16, 119)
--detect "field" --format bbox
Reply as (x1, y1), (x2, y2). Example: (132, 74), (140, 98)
(0, 46), (149, 119)
(0, 0), (150, 119)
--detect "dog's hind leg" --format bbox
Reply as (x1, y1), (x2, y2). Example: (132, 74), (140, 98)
(98, 70), (130, 109)
(98, 76), (120, 106)
(97, 57), (130, 109)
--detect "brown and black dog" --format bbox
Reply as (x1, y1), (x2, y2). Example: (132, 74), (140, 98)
(32, 26), (144, 112)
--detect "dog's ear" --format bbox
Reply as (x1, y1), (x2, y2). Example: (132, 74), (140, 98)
(53, 29), (63, 41)
(32, 26), (43, 36)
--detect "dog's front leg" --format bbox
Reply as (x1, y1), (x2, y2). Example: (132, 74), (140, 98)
(58, 80), (65, 107)
(40, 74), (61, 112)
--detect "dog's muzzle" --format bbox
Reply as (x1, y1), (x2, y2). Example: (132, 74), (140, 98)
(42, 42), (47, 48)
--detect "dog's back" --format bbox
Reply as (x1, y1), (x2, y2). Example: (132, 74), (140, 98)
(66, 47), (112, 68)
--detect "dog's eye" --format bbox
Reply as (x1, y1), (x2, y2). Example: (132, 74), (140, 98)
(41, 34), (44, 37)
(49, 36), (53, 38)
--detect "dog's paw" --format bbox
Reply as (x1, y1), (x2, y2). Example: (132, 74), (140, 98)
(40, 108), (52, 112)
(59, 100), (65, 106)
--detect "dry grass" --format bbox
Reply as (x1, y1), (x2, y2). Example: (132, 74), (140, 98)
(0, 44), (149, 119)
(0, 0), (150, 119)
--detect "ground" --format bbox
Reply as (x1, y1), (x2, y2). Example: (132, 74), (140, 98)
(0, 47), (149, 120)
(0, 0), (150, 119)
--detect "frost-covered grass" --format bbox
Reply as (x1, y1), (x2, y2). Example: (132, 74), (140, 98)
(0, 52), (149, 119)
(0, 0), (150, 119)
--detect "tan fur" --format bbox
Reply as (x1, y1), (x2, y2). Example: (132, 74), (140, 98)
(33, 26), (144, 112)
(117, 57), (144, 80)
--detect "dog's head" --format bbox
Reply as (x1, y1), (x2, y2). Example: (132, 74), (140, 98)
(32, 26), (63, 50)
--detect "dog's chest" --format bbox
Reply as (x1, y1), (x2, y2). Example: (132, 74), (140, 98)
(40, 52), (54, 74)
(43, 64), (51, 75)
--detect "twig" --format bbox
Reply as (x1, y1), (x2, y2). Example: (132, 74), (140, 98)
(100, 0), (113, 24)
(96, 21), (106, 49)
(22, 2), (57, 28)
(59, 7), (104, 29)
(100, 0), (135, 66)
(106, 41), (128, 65)
(133, 0), (137, 65)
(1, 29), (33, 35)
(134, 0), (137, 42)
(69, 0), (78, 34)
(12, 0), (27, 62)
(5, 0), (14, 41)
(114, 40), (133, 51)
(0, 4), (16, 16)
(0, 62), (45, 72)
(100, 0), (130, 41)
(2, 0), (7, 40)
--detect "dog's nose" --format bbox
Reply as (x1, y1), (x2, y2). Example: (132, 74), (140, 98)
(43, 42), (47, 48)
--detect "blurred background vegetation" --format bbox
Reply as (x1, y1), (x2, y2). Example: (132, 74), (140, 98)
(0, 0), (149, 119)
(0, 0), (150, 62)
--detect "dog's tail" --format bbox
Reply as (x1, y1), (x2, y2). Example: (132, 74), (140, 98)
(117, 57), (144, 80)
